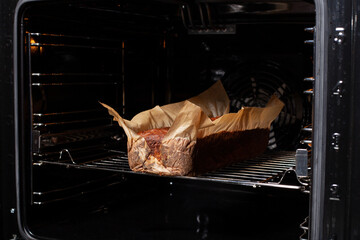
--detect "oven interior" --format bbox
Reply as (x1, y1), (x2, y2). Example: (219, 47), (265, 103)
(19, 0), (315, 239)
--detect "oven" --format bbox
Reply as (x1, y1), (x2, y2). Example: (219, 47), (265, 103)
(1, 0), (360, 239)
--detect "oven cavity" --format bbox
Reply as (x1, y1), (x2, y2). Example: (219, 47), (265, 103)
(19, 1), (315, 239)
(23, 1), (316, 204)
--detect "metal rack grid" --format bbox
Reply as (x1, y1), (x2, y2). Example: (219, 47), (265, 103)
(37, 150), (305, 190)
(28, 31), (124, 151)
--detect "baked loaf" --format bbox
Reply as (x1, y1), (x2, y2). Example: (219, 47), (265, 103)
(138, 126), (269, 175)
(101, 81), (284, 176)
(137, 117), (220, 162)
(193, 128), (269, 175)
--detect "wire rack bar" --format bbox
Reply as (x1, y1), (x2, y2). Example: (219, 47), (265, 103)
(37, 151), (297, 188)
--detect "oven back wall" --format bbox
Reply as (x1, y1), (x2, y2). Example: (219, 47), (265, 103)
(170, 23), (313, 150)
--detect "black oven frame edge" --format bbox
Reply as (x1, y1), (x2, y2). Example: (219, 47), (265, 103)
(13, 1), (54, 240)
(312, 0), (360, 240)
(2, 0), (360, 239)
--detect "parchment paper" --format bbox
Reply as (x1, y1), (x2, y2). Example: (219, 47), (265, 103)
(101, 81), (284, 176)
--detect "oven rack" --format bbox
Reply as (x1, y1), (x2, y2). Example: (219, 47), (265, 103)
(35, 150), (308, 191)
(28, 32), (123, 50)
(28, 31), (124, 130)
(32, 173), (123, 205)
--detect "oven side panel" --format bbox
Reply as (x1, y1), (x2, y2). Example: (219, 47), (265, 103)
(0, 0), (22, 239)
(348, 0), (360, 238)
(324, 0), (354, 239)
(312, 0), (357, 239)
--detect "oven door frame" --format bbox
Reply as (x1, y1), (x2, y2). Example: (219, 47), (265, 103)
(1, 0), (26, 239)
(311, 0), (360, 239)
(12, 0), (39, 239)
(3, 0), (360, 239)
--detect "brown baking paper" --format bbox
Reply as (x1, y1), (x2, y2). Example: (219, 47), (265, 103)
(101, 81), (284, 176)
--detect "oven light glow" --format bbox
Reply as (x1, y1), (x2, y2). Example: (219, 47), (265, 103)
(30, 37), (43, 55)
